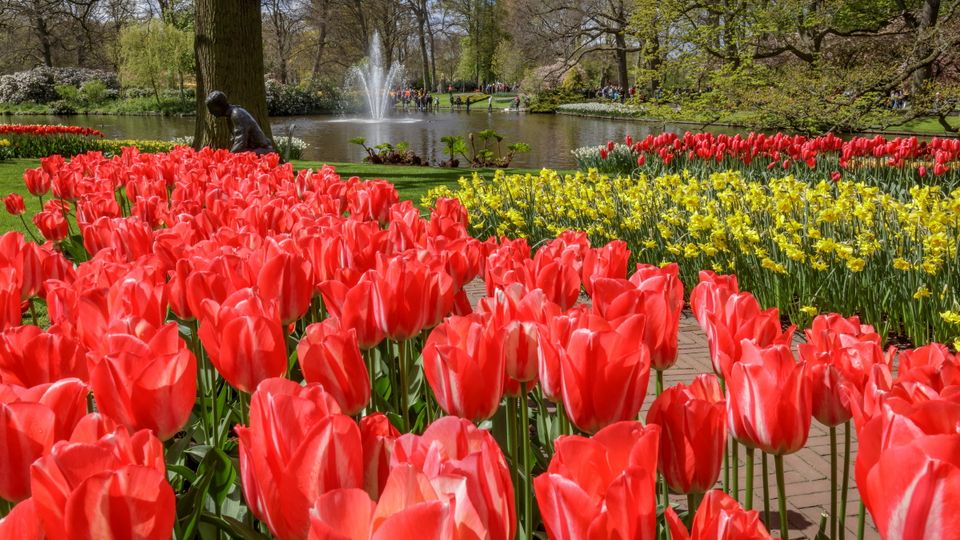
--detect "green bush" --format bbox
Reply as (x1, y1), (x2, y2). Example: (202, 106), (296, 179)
(80, 80), (108, 104)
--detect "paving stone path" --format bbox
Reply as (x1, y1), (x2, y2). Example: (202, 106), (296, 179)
(463, 280), (880, 539)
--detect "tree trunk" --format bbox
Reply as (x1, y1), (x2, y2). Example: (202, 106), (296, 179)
(35, 16), (54, 67)
(427, 15), (438, 91)
(614, 31), (629, 89)
(193, 0), (273, 149)
(416, 12), (430, 89)
(910, 0), (940, 90)
(310, 0), (329, 83)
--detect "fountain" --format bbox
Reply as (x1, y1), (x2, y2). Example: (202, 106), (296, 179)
(348, 33), (403, 121)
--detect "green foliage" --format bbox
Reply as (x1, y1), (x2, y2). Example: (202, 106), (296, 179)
(55, 84), (80, 103)
(119, 19), (193, 106)
(79, 80), (108, 104)
(527, 89), (588, 113)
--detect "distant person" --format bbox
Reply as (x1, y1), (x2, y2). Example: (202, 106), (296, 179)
(466, 97), (472, 113)
(454, 96), (462, 111)
(488, 95), (494, 111)
(204, 91), (274, 155)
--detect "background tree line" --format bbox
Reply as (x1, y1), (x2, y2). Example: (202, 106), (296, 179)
(0, 0), (957, 131)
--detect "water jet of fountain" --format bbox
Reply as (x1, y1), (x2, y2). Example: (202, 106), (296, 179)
(348, 33), (403, 121)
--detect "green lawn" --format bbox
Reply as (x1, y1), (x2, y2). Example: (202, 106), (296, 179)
(0, 157), (550, 236)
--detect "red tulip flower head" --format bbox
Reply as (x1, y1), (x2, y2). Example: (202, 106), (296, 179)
(646, 374), (726, 494)
(258, 242), (314, 325)
(726, 340), (812, 455)
(359, 413), (400, 500)
(689, 271), (739, 330)
(237, 378), (361, 540)
(29, 426), (173, 540)
(422, 312), (505, 421)
(687, 490), (775, 539)
(535, 421), (660, 540)
(0, 379), (88, 503)
(297, 317), (371, 416)
(198, 288), (287, 393)
(559, 314), (651, 433)
(3, 194), (25, 216)
(87, 322), (197, 441)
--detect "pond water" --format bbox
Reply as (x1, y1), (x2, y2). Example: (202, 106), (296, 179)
(1, 111), (739, 169)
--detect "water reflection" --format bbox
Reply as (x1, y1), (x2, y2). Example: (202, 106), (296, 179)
(2, 111), (739, 169)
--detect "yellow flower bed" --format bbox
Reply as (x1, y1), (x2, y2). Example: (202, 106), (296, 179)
(425, 169), (960, 345)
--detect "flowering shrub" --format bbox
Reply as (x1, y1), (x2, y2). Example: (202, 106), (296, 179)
(0, 67), (119, 104)
(557, 101), (645, 118)
(265, 79), (340, 116)
(1, 147), (957, 539)
(574, 132), (960, 193)
(426, 168), (960, 345)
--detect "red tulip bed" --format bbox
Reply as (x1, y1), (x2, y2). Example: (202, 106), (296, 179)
(0, 146), (956, 540)
(0, 124), (106, 159)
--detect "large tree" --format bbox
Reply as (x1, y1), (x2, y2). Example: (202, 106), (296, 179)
(193, 0), (272, 148)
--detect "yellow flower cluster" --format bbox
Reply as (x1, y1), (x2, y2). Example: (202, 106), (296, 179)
(96, 139), (177, 155)
(425, 169), (960, 345)
(0, 139), (10, 147)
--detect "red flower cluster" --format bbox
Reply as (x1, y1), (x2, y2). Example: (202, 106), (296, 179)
(608, 131), (959, 177)
(0, 146), (956, 539)
(0, 124), (105, 138)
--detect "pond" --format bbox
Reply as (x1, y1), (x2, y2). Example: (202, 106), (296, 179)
(1, 111), (737, 169)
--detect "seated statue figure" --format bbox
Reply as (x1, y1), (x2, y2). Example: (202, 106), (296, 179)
(205, 91), (275, 155)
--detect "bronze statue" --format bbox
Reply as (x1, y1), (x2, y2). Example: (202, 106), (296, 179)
(205, 91), (275, 155)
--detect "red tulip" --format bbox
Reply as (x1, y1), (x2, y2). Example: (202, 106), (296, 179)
(856, 399), (960, 539)
(33, 211), (68, 243)
(390, 417), (516, 540)
(0, 498), (43, 539)
(627, 263), (684, 370)
(4, 194), (25, 216)
(688, 490), (775, 539)
(0, 325), (86, 386)
(704, 292), (793, 378)
(646, 374), (726, 494)
(478, 284), (559, 384)
(689, 271), (739, 329)
(559, 314), (650, 433)
(359, 413), (400, 500)
(29, 426), (172, 540)
(534, 421), (660, 540)
(23, 169), (51, 198)
(297, 318), (371, 415)
(319, 274), (386, 350)
(237, 378), (361, 540)
(307, 473), (452, 540)
(422, 313), (505, 421)
(0, 378), (88, 503)
(581, 240), (630, 296)
(87, 322), (196, 440)
(198, 288), (287, 393)
(726, 340), (812, 455)
(372, 255), (454, 341)
(258, 242), (313, 324)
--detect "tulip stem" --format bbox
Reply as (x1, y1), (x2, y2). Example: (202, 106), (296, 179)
(856, 502), (865, 540)
(655, 369), (664, 395)
(775, 454), (789, 540)
(29, 298), (38, 326)
(732, 439), (739, 503)
(398, 339), (410, 432)
(830, 426), (838, 540)
(720, 378), (729, 495)
(744, 446), (754, 511)
(0, 498), (11, 518)
(506, 396), (520, 517)
(19, 214), (41, 243)
(762, 451), (771, 528)
(686, 493), (697, 528)
(520, 384), (533, 539)
(839, 421), (851, 540)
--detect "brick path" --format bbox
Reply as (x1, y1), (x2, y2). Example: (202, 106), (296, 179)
(463, 281), (878, 539)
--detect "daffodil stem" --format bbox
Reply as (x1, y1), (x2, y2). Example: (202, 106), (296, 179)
(519, 386), (533, 539)
(745, 446), (755, 511)
(762, 452), (771, 528)
(839, 421), (851, 540)
(776, 454), (789, 540)
(830, 426), (838, 540)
